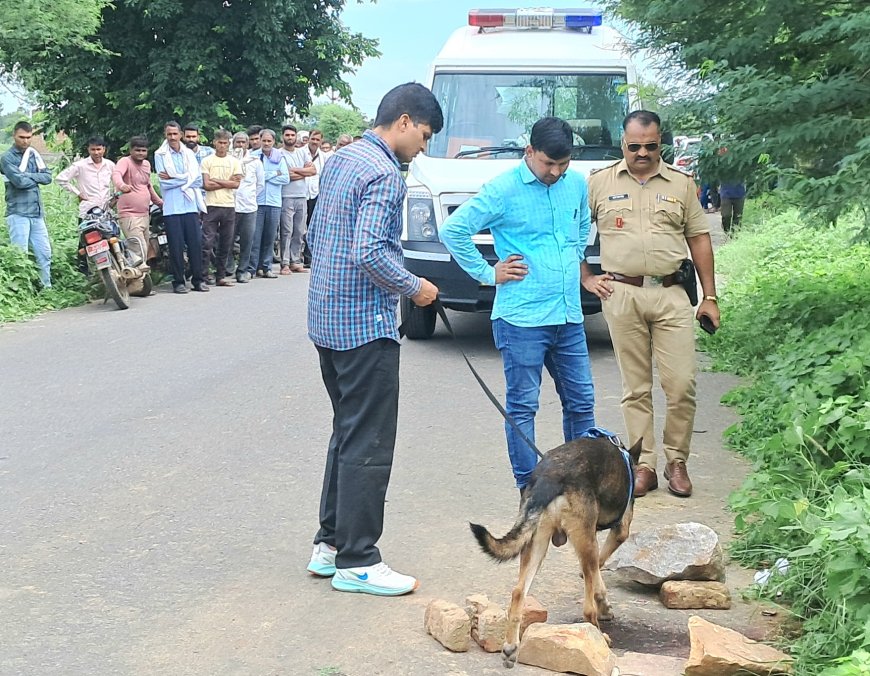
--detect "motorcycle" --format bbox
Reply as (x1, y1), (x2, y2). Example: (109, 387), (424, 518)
(148, 204), (171, 275)
(78, 197), (153, 310)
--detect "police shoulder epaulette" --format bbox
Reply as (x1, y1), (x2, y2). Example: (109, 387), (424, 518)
(666, 162), (694, 177)
(589, 159), (620, 176)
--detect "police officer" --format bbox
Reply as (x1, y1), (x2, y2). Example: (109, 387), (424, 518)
(581, 110), (721, 498)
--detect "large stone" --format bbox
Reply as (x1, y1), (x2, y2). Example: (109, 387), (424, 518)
(605, 522), (726, 585)
(518, 623), (617, 675)
(473, 603), (508, 652)
(464, 593), (491, 622)
(685, 616), (794, 675)
(520, 595), (548, 637)
(424, 599), (471, 653)
(660, 581), (732, 609)
(617, 651), (686, 676)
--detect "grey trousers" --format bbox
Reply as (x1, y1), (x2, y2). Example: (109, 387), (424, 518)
(280, 196), (307, 265)
(313, 339), (400, 569)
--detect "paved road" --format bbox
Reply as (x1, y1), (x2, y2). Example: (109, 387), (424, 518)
(1, 260), (764, 676)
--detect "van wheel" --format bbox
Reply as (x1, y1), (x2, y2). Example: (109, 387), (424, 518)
(400, 296), (436, 339)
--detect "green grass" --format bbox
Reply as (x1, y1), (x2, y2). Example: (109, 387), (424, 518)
(0, 177), (92, 322)
(702, 205), (870, 675)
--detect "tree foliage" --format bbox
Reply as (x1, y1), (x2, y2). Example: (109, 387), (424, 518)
(606, 0), (870, 226)
(0, 1), (378, 152)
(302, 102), (368, 141)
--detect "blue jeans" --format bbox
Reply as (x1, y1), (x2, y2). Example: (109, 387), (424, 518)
(492, 319), (596, 488)
(249, 205), (280, 274)
(7, 214), (52, 287)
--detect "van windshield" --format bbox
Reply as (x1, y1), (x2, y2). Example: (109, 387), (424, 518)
(429, 72), (629, 160)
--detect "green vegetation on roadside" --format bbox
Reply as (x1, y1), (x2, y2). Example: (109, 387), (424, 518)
(702, 203), (870, 675)
(0, 181), (90, 322)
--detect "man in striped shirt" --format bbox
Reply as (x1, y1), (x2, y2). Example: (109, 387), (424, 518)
(306, 83), (442, 597)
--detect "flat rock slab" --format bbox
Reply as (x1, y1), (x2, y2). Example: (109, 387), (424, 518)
(606, 522), (726, 585)
(425, 599), (471, 653)
(519, 623), (617, 675)
(685, 615), (794, 675)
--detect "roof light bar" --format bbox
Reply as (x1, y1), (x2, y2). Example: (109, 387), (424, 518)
(468, 8), (603, 30)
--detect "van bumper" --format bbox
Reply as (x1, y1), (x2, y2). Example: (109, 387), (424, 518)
(402, 241), (603, 315)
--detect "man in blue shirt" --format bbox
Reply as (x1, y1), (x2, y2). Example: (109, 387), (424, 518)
(306, 83), (442, 596)
(155, 120), (208, 294)
(440, 117), (596, 508)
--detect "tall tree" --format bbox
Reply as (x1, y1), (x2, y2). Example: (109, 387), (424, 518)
(606, 0), (870, 225)
(303, 103), (367, 141)
(0, 1), (378, 151)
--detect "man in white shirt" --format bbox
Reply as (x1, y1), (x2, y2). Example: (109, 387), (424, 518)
(279, 124), (315, 274)
(301, 129), (326, 268)
(230, 131), (265, 283)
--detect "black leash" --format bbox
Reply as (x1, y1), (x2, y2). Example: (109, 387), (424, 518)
(400, 298), (544, 460)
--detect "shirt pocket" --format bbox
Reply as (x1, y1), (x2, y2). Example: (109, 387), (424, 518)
(652, 198), (685, 231)
(598, 199), (633, 232)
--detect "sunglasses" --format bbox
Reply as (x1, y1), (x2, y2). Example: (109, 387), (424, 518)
(624, 142), (660, 153)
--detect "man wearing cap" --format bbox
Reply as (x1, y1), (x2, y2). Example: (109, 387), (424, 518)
(582, 110), (720, 498)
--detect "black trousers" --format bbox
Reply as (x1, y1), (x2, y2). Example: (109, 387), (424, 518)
(201, 206), (236, 278)
(164, 212), (204, 287)
(314, 338), (400, 568)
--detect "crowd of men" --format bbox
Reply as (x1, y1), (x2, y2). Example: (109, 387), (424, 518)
(1, 119), (360, 292)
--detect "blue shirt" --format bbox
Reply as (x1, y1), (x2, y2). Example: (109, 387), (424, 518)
(718, 182), (746, 199)
(440, 160), (591, 327)
(1, 147), (52, 218)
(252, 149), (289, 208)
(307, 130), (422, 350)
(154, 148), (203, 216)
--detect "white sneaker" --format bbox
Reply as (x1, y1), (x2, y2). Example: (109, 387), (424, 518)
(331, 561), (419, 596)
(306, 542), (336, 577)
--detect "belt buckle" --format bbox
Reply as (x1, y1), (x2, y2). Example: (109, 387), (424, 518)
(646, 275), (664, 287)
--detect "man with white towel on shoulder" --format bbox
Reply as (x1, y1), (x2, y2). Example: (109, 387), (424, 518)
(155, 120), (209, 294)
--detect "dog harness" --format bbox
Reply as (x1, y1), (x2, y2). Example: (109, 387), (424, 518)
(580, 427), (636, 531)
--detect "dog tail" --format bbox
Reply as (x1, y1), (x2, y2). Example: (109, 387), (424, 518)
(469, 509), (541, 562)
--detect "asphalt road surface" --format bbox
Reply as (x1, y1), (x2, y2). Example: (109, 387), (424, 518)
(1, 259), (769, 676)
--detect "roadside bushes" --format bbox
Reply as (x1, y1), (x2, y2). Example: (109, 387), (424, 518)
(703, 208), (870, 675)
(0, 181), (89, 322)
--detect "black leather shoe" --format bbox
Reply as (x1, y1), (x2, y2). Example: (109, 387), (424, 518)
(634, 465), (658, 497)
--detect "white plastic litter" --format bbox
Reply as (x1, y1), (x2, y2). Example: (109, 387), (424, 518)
(753, 557), (790, 586)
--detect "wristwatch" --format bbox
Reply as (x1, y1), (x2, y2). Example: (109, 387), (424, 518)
(704, 295), (718, 303)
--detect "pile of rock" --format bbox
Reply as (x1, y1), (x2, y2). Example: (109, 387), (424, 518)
(605, 522), (732, 610)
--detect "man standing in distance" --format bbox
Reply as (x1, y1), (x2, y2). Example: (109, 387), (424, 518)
(440, 117), (596, 515)
(183, 124), (214, 165)
(306, 83), (443, 596)
(112, 136), (164, 262)
(229, 132), (264, 283)
(56, 136), (116, 221)
(246, 126), (262, 152)
(155, 120), (209, 293)
(201, 129), (243, 286)
(300, 129), (325, 269)
(0, 121), (53, 288)
(248, 129), (288, 278)
(583, 110), (720, 498)
(278, 124), (314, 275)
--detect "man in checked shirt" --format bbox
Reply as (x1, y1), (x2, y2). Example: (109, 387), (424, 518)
(305, 83), (443, 596)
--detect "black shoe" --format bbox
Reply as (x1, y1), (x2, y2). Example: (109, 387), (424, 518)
(205, 275), (217, 286)
(173, 284), (188, 294)
(193, 282), (210, 292)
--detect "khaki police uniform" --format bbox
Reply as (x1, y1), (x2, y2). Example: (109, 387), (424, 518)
(588, 159), (709, 469)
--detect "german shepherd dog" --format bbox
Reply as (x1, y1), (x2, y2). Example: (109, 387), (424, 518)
(470, 435), (641, 668)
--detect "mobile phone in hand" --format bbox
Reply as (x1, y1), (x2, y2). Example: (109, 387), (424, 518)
(699, 315), (717, 335)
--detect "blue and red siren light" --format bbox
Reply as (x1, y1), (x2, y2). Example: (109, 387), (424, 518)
(468, 8), (603, 30)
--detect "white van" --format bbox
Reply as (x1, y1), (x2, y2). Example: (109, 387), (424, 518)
(400, 7), (639, 338)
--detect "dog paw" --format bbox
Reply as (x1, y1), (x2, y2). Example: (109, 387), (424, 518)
(502, 643), (518, 668)
(597, 604), (614, 622)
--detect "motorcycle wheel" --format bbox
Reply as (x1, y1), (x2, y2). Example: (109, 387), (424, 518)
(100, 260), (130, 310)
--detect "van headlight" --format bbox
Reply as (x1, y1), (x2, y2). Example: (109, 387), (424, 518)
(406, 192), (439, 242)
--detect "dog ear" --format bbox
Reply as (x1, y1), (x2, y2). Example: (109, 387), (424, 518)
(628, 438), (642, 463)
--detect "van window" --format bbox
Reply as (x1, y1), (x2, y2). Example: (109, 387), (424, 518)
(429, 72), (629, 159)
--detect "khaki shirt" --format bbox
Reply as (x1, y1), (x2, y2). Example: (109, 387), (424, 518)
(588, 159), (709, 277)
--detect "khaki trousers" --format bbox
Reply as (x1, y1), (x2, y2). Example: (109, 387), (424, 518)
(602, 282), (697, 468)
(119, 215), (152, 260)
